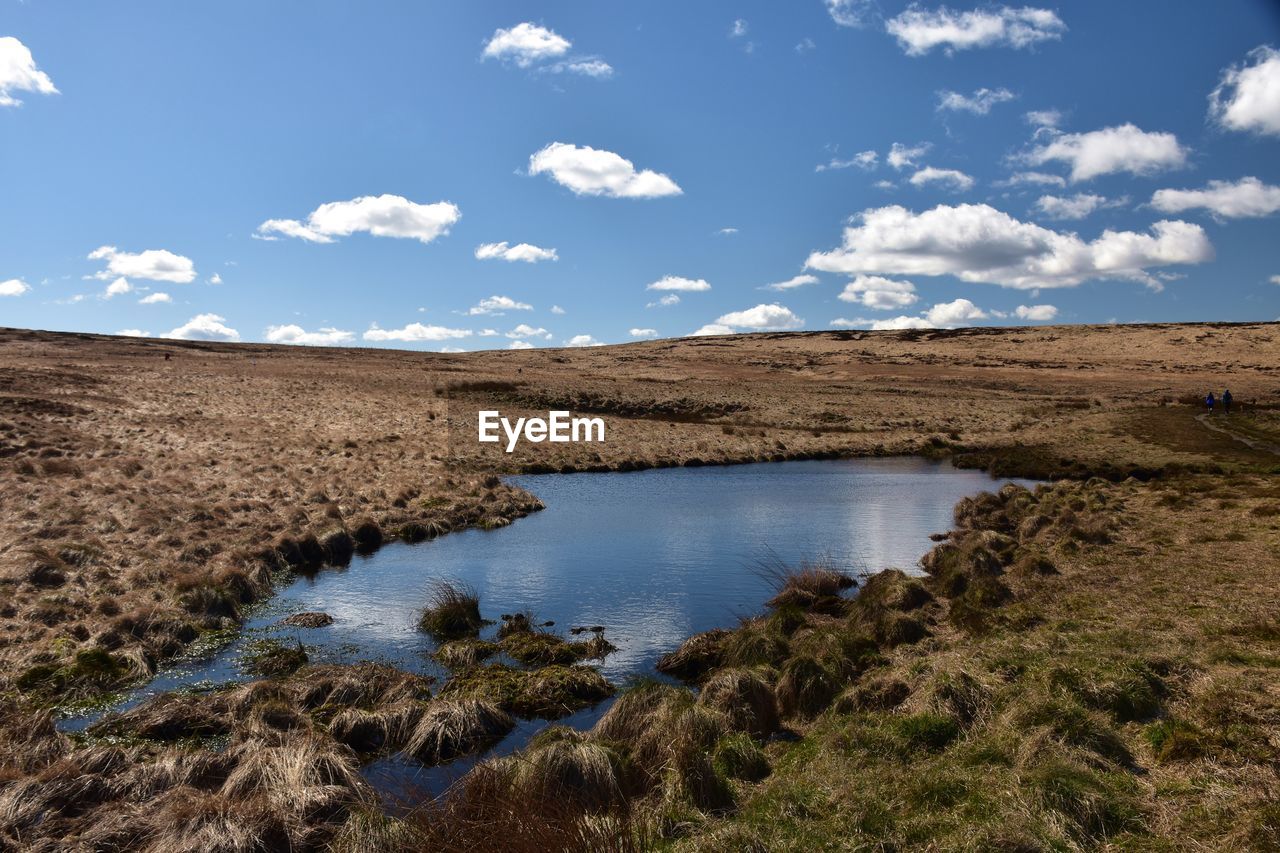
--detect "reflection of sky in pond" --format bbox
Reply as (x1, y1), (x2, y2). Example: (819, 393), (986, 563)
(63, 458), (1033, 796)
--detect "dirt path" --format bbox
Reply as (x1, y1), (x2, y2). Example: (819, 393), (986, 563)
(1196, 413), (1280, 456)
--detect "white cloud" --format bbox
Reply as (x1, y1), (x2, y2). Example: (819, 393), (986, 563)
(1024, 109), (1063, 130)
(0, 278), (31, 296)
(872, 315), (936, 330)
(257, 194), (460, 244)
(888, 142), (930, 170)
(796, 38), (817, 54)
(116, 329), (150, 337)
(565, 334), (604, 347)
(167, 313), (240, 342)
(1014, 304), (1058, 321)
(647, 275), (710, 292)
(816, 150), (878, 172)
(466, 295), (533, 316)
(363, 323), (473, 343)
(717, 227), (739, 235)
(839, 275), (918, 309)
(209, 273), (223, 285)
(265, 324), (354, 346)
(1209, 46), (1280, 137)
(1271, 275), (1280, 286)
(874, 179), (896, 190)
(647, 294), (680, 308)
(937, 87), (1015, 115)
(629, 328), (659, 338)
(479, 329), (499, 337)
(507, 323), (551, 340)
(475, 241), (559, 263)
(691, 324), (736, 337)
(482, 23), (571, 67)
(508, 340), (535, 350)
(699, 303), (804, 335)
(909, 166), (976, 192)
(805, 203), (1213, 289)
(139, 292), (171, 304)
(886, 6), (1066, 56)
(89, 246), (196, 283)
(529, 142), (682, 199)
(1150, 177), (1280, 219)
(1034, 192), (1125, 220)
(763, 274), (820, 291)
(731, 19), (749, 38)
(550, 304), (566, 315)
(925, 298), (987, 326)
(827, 0), (875, 28)
(998, 171), (1067, 188)
(1022, 124), (1188, 182)
(542, 58), (614, 78)
(104, 277), (132, 299)
(0, 37), (58, 107)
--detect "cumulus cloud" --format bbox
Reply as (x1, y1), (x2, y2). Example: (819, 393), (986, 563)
(871, 315), (936, 330)
(629, 328), (658, 338)
(1024, 109), (1063, 130)
(909, 166), (976, 192)
(1034, 193), (1125, 220)
(925, 298), (987, 326)
(888, 142), (930, 170)
(104, 277), (132, 298)
(139, 292), (171, 304)
(805, 203), (1213, 289)
(257, 194), (460, 244)
(886, 5), (1066, 56)
(647, 294), (680, 308)
(646, 275), (710, 292)
(89, 246), (196, 283)
(695, 303), (804, 336)
(264, 325), (354, 346)
(466, 295), (533, 316)
(997, 171), (1067, 188)
(0, 37), (58, 107)
(763, 274), (820, 291)
(167, 313), (240, 342)
(363, 323), (473, 343)
(827, 0), (876, 27)
(717, 227), (739, 235)
(1014, 304), (1058, 321)
(816, 150), (878, 172)
(529, 142), (682, 198)
(475, 241), (559, 263)
(0, 278), (30, 296)
(731, 19), (749, 38)
(209, 273), (223, 285)
(482, 23), (570, 67)
(1209, 46), (1280, 137)
(550, 304), (566, 314)
(1271, 275), (1280, 286)
(937, 87), (1015, 115)
(116, 329), (149, 337)
(565, 334), (604, 347)
(506, 323), (552, 340)
(839, 275), (918, 309)
(508, 340), (535, 350)
(1150, 177), (1280, 219)
(1022, 124), (1188, 181)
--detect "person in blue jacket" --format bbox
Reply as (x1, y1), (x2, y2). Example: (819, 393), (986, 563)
(1205, 391), (1215, 414)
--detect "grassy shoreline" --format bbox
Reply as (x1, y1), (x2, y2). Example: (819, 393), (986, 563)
(1, 324), (1278, 849)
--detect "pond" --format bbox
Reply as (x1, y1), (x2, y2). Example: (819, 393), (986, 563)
(64, 457), (1033, 798)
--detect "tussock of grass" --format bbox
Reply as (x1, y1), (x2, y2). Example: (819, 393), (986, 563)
(241, 639), (308, 678)
(405, 698), (514, 765)
(442, 663), (615, 718)
(655, 628), (729, 683)
(418, 579), (483, 640)
(696, 668), (779, 738)
(762, 557), (856, 614)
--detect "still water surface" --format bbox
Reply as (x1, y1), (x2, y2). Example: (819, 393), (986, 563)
(66, 458), (1032, 796)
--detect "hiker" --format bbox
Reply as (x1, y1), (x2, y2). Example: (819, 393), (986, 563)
(1205, 391), (1215, 414)
(1223, 389), (1233, 415)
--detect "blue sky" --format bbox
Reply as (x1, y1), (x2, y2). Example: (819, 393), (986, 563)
(2, 1), (1278, 349)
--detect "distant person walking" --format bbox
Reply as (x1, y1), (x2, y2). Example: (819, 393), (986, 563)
(1205, 391), (1215, 414)
(1223, 389), (1233, 415)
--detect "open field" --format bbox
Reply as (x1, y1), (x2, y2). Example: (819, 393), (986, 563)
(1, 322), (1278, 850)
